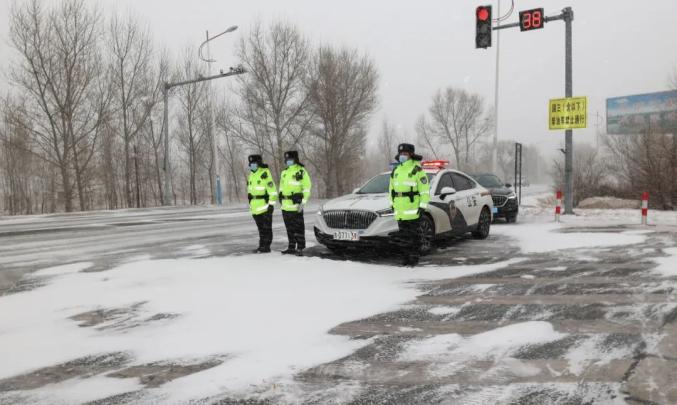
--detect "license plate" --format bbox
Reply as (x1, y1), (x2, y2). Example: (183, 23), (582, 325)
(492, 207), (499, 214)
(333, 231), (360, 241)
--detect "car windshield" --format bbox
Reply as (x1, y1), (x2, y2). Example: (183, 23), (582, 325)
(474, 174), (504, 188)
(357, 172), (434, 194)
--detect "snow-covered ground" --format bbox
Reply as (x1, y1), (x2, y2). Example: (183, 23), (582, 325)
(1, 189), (677, 403)
(0, 256), (521, 403)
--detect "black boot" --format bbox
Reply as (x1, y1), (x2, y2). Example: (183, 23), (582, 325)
(281, 247), (296, 255)
(295, 248), (304, 257)
(258, 247), (271, 253)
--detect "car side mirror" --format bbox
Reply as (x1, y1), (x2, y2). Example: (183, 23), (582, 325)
(505, 183), (512, 188)
(352, 187), (360, 194)
(440, 186), (456, 199)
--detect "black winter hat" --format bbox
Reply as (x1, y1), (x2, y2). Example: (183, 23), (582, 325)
(284, 150), (299, 162)
(248, 154), (263, 164)
(395, 143), (423, 161)
(397, 143), (415, 154)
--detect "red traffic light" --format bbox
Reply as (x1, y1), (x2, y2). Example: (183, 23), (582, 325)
(475, 5), (492, 48)
(477, 7), (490, 21)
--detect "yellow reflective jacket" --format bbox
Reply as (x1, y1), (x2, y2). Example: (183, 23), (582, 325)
(279, 164), (312, 212)
(388, 159), (430, 221)
(247, 167), (277, 215)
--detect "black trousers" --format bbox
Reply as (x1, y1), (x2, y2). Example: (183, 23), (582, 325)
(396, 218), (422, 258)
(253, 207), (273, 249)
(282, 210), (306, 249)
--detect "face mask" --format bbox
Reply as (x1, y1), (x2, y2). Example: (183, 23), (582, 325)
(398, 154), (409, 163)
(249, 163), (258, 172)
(286, 159), (295, 167)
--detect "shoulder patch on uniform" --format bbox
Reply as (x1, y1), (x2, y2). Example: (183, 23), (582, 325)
(267, 181), (273, 187)
(412, 166), (422, 174)
(261, 171), (268, 179)
(421, 177), (428, 184)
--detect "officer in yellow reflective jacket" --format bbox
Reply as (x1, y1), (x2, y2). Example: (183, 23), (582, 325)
(278, 150), (312, 256)
(247, 154), (277, 253)
(389, 143), (430, 266)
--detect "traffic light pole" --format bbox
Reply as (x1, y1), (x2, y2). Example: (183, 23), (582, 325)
(493, 7), (574, 214)
(563, 8), (574, 215)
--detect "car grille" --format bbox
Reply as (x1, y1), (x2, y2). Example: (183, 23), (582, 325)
(492, 195), (508, 207)
(323, 210), (377, 230)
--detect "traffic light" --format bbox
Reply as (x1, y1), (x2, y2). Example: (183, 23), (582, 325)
(475, 5), (492, 49)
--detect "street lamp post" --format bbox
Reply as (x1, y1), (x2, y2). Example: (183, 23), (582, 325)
(161, 26), (240, 207)
(162, 65), (246, 207)
(199, 25), (238, 207)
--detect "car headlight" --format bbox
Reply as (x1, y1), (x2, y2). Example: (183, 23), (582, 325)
(376, 207), (395, 217)
(507, 193), (517, 199)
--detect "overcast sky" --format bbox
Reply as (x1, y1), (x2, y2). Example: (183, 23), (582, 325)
(1, 0), (677, 160)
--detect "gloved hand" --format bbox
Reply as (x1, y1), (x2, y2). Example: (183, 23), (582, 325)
(297, 203), (304, 213)
(268, 204), (274, 214)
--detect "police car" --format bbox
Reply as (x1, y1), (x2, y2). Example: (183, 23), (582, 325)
(314, 160), (494, 254)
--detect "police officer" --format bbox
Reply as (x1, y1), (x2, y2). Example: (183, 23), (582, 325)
(279, 150), (312, 256)
(247, 154), (277, 253)
(389, 143), (430, 266)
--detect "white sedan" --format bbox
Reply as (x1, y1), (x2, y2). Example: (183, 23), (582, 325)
(314, 161), (494, 254)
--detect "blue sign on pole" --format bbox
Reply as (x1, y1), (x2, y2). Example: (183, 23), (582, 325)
(216, 176), (223, 206)
(607, 90), (677, 134)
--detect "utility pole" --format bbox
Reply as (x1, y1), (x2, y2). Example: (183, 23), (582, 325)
(205, 29), (216, 206)
(199, 26), (237, 207)
(492, 7), (575, 214)
(163, 87), (170, 206)
(492, 0), (501, 173)
(563, 7), (574, 214)
(161, 67), (246, 207)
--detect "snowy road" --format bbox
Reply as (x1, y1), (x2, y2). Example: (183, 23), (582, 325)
(2, 193), (677, 404)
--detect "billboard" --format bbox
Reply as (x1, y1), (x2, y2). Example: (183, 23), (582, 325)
(607, 90), (677, 134)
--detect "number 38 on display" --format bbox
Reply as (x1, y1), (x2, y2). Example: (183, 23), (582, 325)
(519, 8), (544, 32)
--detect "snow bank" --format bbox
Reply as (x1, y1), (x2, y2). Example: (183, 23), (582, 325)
(492, 223), (647, 254)
(0, 256), (518, 403)
(578, 197), (641, 210)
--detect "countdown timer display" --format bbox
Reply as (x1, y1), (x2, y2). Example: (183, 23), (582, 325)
(519, 8), (545, 31)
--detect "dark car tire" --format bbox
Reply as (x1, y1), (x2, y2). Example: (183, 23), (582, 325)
(420, 215), (435, 255)
(473, 207), (491, 240)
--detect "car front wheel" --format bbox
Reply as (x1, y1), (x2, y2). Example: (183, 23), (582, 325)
(420, 215), (435, 255)
(472, 207), (491, 240)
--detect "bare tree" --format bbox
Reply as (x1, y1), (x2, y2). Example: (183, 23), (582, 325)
(605, 131), (676, 209)
(232, 21), (311, 177)
(415, 116), (441, 160)
(9, 0), (108, 212)
(305, 46), (378, 197)
(214, 102), (247, 202)
(376, 120), (404, 168)
(420, 87), (492, 170)
(108, 12), (157, 208)
(175, 51), (208, 205)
